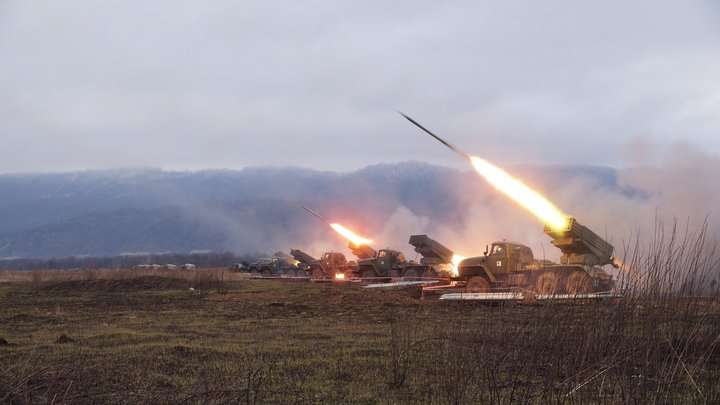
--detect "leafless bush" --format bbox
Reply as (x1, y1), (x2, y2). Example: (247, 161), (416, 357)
(381, 218), (719, 403)
(384, 306), (417, 389)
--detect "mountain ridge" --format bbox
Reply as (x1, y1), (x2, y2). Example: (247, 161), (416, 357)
(0, 162), (620, 259)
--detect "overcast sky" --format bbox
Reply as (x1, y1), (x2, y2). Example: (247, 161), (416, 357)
(1, 0), (719, 173)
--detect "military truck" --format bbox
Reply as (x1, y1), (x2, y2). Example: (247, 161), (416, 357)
(347, 242), (377, 260)
(230, 261), (250, 272)
(356, 234), (455, 279)
(290, 249), (316, 271)
(457, 217), (616, 294)
(246, 251), (302, 277)
(290, 249), (357, 279)
(408, 234), (456, 278)
(311, 252), (358, 279)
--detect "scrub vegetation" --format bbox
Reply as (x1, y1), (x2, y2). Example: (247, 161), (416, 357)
(1, 224), (718, 404)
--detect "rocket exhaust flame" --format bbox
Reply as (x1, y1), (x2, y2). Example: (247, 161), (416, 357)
(401, 112), (569, 231)
(451, 254), (466, 277)
(470, 157), (568, 230)
(330, 223), (373, 247)
(301, 206), (373, 246)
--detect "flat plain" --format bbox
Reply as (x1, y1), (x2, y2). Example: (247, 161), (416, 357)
(1, 269), (718, 404)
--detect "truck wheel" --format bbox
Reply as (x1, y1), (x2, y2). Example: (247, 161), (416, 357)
(285, 269), (297, 277)
(311, 268), (325, 280)
(360, 269), (377, 279)
(467, 276), (490, 292)
(565, 270), (592, 294)
(536, 272), (560, 295)
(261, 268), (271, 276)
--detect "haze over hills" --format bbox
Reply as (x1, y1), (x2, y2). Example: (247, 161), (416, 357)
(0, 159), (715, 263)
(0, 162), (622, 260)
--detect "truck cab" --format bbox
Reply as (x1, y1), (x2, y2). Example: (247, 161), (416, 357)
(319, 252), (347, 272)
(457, 241), (535, 286)
(374, 249), (406, 273)
(357, 249), (406, 278)
(485, 241), (535, 275)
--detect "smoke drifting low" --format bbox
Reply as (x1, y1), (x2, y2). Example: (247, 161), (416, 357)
(0, 150), (717, 265)
(293, 145), (720, 271)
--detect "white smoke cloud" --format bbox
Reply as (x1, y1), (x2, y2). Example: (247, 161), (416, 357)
(376, 205), (430, 256)
(370, 144), (720, 276)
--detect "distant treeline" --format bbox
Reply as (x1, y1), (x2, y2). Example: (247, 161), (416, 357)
(0, 252), (255, 271)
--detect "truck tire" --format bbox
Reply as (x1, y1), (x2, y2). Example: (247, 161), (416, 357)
(536, 272), (560, 295)
(360, 268), (377, 279)
(565, 270), (592, 294)
(261, 268), (271, 276)
(403, 269), (419, 280)
(311, 268), (325, 280)
(467, 276), (490, 292)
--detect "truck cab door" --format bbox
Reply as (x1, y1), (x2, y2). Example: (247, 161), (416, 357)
(321, 253), (331, 272)
(488, 243), (510, 274)
(375, 250), (391, 275)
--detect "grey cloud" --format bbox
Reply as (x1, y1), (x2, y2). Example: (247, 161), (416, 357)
(1, 1), (719, 173)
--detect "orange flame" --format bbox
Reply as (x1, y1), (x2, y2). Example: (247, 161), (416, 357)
(614, 257), (630, 273)
(470, 156), (568, 231)
(451, 254), (466, 277)
(330, 223), (373, 246)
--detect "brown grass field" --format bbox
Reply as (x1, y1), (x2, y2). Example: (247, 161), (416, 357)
(1, 266), (719, 404)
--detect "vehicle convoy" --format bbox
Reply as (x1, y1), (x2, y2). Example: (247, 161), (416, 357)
(356, 234), (455, 279)
(456, 217), (616, 294)
(290, 249), (357, 279)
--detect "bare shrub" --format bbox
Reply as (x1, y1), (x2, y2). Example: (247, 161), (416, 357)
(384, 306), (416, 389)
(382, 218), (720, 404)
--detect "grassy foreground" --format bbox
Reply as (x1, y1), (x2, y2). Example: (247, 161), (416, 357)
(1, 270), (719, 404)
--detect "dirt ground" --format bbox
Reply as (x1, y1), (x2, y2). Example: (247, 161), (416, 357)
(1, 271), (718, 404)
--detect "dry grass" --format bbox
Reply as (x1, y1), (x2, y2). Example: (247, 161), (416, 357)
(0, 221), (718, 403)
(0, 267), (253, 289)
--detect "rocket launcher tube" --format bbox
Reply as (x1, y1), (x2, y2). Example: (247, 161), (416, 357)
(348, 242), (377, 260)
(290, 249), (317, 265)
(543, 217), (617, 267)
(408, 234), (454, 265)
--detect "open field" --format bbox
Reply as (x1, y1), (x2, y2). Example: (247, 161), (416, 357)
(1, 269), (719, 404)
